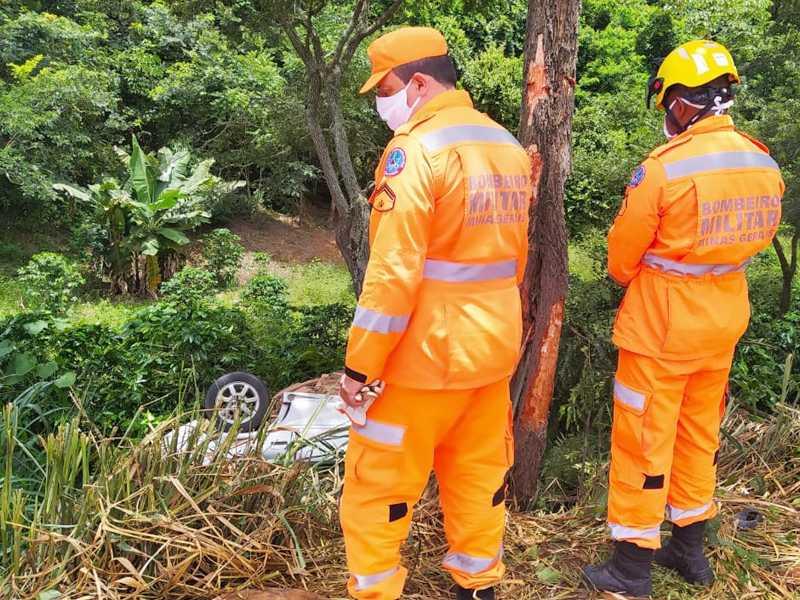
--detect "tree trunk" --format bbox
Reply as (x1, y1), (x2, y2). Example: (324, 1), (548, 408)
(335, 200), (371, 297)
(302, 69), (370, 295)
(773, 230), (799, 315)
(509, 0), (580, 506)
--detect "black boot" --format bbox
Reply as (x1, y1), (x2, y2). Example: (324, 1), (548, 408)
(455, 584), (495, 599)
(582, 541), (653, 597)
(655, 521), (715, 586)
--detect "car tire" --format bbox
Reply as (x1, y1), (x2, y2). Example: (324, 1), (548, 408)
(204, 372), (270, 432)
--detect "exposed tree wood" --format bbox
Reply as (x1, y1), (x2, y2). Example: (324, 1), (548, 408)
(510, 0), (580, 506)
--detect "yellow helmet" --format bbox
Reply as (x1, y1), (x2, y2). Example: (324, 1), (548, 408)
(647, 40), (740, 110)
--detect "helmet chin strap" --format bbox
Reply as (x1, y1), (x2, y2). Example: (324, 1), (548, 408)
(663, 95), (734, 139)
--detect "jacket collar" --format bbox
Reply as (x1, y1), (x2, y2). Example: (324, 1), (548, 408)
(675, 114), (735, 141)
(407, 89), (473, 127)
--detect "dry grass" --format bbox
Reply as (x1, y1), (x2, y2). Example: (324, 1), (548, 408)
(2, 403), (798, 600)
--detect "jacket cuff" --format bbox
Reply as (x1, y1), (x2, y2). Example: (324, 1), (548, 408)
(344, 366), (368, 384)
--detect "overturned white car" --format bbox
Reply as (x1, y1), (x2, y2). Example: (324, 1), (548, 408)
(164, 372), (351, 464)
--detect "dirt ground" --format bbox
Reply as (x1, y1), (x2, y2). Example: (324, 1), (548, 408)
(228, 210), (342, 266)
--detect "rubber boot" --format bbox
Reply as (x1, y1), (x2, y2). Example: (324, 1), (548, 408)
(455, 585), (495, 599)
(582, 541), (653, 598)
(655, 521), (715, 586)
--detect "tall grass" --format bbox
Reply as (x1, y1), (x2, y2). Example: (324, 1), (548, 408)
(0, 388), (344, 599)
(1, 373), (798, 599)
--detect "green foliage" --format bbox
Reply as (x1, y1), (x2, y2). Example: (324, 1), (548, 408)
(53, 136), (229, 295)
(0, 63), (122, 210)
(0, 313), (76, 397)
(160, 266), (217, 302)
(461, 44), (523, 132)
(16, 253), (84, 314)
(202, 228), (244, 288)
(0, 11), (99, 69)
(242, 274), (289, 307)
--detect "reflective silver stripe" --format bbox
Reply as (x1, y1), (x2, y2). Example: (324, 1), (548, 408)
(353, 567), (399, 590)
(614, 379), (646, 412)
(424, 259), (517, 282)
(666, 502), (712, 523)
(442, 547), (502, 574)
(663, 151), (779, 181)
(609, 523), (661, 541)
(352, 306), (410, 334)
(352, 419), (405, 447)
(419, 125), (522, 153)
(643, 253), (749, 277)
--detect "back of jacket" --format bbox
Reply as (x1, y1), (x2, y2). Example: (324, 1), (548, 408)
(608, 115), (784, 359)
(345, 90), (532, 389)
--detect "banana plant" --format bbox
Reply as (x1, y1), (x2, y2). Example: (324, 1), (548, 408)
(126, 136), (212, 295)
(54, 135), (220, 296)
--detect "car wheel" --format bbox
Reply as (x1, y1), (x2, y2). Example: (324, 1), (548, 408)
(204, 372), (270, 432)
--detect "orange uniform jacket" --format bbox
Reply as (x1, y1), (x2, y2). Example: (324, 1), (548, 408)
(345, 90), (532, 389)
(609, 115), (784, 360)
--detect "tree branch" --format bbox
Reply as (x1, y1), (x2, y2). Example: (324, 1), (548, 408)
(326, 76), (364, 200)
(341, 0), (404, 69)
(332, 0), (369, 66)
(304, 9), (326, 66)
(773, 235), (791, 276)
(277, 14), (314, 68)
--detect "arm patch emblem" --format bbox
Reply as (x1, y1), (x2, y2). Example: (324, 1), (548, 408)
(628, 165), (646, 188)
(384, 148), (406, 177)
(372, 184), (396, 212)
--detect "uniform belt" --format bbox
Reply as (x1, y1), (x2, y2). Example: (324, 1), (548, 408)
(423, 259), (517, 282)
(642, 253), (749, 277)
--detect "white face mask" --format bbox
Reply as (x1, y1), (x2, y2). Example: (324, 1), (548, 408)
(376, 81), (420, 131)
(663, 96), (734, 139)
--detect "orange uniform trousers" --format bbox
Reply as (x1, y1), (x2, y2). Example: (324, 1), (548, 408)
(608, 348), (733, 549)
(340, 379), (513, 599)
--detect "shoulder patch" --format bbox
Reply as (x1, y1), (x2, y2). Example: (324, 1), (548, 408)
(628, 165), (646, 188)
(384, 147), (406, 177)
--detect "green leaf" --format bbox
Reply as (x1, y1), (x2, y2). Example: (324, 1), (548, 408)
(151, 188), (182, 212)
(52, 318), (70, 332)
(130, 135), (155, 204)
(54, 372), (76, 388)
(0, 340), (14, 359)
(156, 147), (192, 195)
(23, 320), (49, 336)
(157, 228), (190, 246)
(53, 183), (91, 203)
(141, 238), (160, 256)
(37, 362), (58, 379)
(37, 591), (61, 600)
(179, 159), (213, 195)
(535, 566), (562, 585)
(9, 353), (36, 377)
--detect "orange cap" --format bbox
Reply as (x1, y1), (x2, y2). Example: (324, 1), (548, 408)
(360, 27), (449, 94)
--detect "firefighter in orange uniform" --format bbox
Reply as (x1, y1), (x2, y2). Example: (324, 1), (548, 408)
(583, 41), (784, 596)
(337, 27), (532, 600)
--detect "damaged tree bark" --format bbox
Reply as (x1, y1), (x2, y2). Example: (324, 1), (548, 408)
(510, 0), (580, 505)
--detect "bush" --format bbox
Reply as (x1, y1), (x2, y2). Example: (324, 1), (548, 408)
(202, 228), (244, 288)
(160, 266), (217, 302)
(242, 274), (289, 307)
(17, 252), (84, 314)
